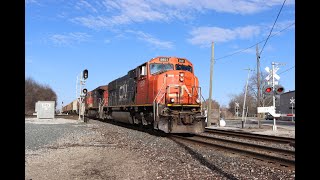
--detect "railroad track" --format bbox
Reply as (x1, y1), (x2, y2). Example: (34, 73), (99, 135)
(204, 128), (295, 146)
(169, 133), (295, 169)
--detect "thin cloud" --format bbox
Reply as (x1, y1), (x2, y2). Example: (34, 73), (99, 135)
(159, 0), (295, 14)
(26, 57), (33, 64)
(71, 0), (294, 29)
(127, 30), (174, 49)
(25, 0), (39, 5)
(271, 20), (295, 33)
(49, 32), (91, 46)
(187, 25), (260, 46)
(263, 0), (295, 6)
(72, 0), (167, 29)
(75, 0), (98, 13)
(104, 39), (111, 44)
(259, 20), (295, 37)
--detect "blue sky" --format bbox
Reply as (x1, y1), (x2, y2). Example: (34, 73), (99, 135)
(25, 0), (295, 109)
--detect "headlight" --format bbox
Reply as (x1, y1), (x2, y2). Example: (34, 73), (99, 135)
(196, 99), (200, 104)
(179, 77), (184, 82)
(170, 98), (175, 103)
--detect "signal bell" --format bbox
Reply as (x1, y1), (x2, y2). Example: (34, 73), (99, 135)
(263, 85), (273, 96)
(274, 85), (284, 95)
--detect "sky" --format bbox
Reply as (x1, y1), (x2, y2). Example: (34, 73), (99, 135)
(25, 0), (295, 110)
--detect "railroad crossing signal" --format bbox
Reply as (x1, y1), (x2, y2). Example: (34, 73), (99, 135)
(264, 62), (286, 131)
(290, 97), (295, 122)
(263, 65), (284, 96)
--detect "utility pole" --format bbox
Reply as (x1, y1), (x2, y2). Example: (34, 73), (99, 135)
(207, 42), (215, 127)
(242, 68), (254, 128)
(256, 44), (261, 128)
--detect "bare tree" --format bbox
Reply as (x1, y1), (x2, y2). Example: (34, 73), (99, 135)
(220, 105), (233, 119)
(203, 99), (220, 110)
(247, 72), (273, 111)
(228, 89), (257, 117)
(25, 77), (57, 115)
(203, 99), (220, 120)
(227, 72), (274, 118)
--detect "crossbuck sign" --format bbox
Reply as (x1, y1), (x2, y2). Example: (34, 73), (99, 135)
(265, 66), (280, 85)
(290, 97), (295, 104)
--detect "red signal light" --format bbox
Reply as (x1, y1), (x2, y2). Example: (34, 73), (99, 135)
(274, 85), (285, 95)
(277, 87), (283, 93)
(263, 85), (273, 95)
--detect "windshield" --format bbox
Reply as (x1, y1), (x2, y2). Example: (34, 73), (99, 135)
(176, 64), (193, 73)
(150, 63), (174, 75)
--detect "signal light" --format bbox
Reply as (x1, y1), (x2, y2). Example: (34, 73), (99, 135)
(274, 85), (285, 95)
(263, 85), (273, 96)
(83, 88), (88, 96)
(83, 69), (88, 79)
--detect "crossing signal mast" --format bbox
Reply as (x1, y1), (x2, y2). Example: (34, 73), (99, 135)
(258, 62), (285, 131)
(76, 69), (88, 121)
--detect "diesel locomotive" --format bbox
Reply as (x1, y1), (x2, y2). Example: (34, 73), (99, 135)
(63, 56), (206, 133)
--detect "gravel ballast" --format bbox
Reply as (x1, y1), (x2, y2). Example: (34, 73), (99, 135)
(25, 117), (294, 179)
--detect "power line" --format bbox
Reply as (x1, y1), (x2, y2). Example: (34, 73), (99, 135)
(259, 0), (287, 57)
(215, 22), (294, 62)
(278, 66), (295, 75)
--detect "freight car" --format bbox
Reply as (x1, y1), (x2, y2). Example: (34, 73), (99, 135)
(62, 99), (79, 114)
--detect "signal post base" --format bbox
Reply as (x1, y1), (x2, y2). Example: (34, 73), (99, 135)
(273, 125), (277, 131)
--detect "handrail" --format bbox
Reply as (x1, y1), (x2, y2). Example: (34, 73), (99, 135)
(153, 75), (167, 103)
(153, 75), (167, 122)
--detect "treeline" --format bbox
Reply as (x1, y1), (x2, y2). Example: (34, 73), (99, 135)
(25, 77), (57, 115)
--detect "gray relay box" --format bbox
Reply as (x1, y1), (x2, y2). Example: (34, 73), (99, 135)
(35, 101), (55, 119)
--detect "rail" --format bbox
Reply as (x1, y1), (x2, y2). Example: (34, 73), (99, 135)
(170, 134), (295, 169)
(204, 128), (295, 144)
